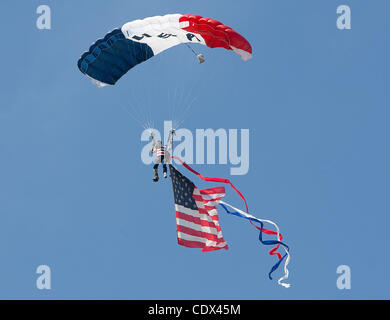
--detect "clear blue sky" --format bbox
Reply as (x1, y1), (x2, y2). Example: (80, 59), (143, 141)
(0, 0), (389, 299)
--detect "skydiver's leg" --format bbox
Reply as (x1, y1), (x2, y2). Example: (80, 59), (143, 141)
(153, 163), (159, 182)
(163, 164), (167, 178)
(161, 155), (167, 178)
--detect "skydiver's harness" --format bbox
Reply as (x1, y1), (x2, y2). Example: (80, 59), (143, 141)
(155, 146), (166, 157)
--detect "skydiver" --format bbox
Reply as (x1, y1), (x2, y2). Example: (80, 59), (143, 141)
(150, 129), (175, 182)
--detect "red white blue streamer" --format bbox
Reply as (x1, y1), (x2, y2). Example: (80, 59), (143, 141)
(219, 201), (291, 288)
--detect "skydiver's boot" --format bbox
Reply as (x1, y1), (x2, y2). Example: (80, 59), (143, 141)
(153, 169), (159, 182)
(163, 164), (167, 179)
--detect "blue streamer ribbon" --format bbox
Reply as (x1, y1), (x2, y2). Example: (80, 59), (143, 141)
(219, 203), (289, 280)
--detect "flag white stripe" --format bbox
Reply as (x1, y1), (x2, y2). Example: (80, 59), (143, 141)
(206, 208), (218, 217)
(200, 193), (225, 201)
(176, 218), (225, 239)
(175, 204), (216, 222)
(203, 200), (222, 208)
(176, 218), (218, 235)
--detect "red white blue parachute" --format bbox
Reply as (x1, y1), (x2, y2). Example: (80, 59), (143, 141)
(77, 14), (252, 87)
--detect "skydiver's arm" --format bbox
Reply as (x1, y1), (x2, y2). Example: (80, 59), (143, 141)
(166, 131), (173, 151)
(150, 133), (156, 153)
(167, 129), (176, 151)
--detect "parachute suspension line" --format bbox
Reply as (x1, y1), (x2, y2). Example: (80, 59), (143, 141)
(184, 43), (205, 64)
(128, 92), (148, 129)
(174, 73), (202, 129)
(170, 67), (204, 130)
(171, 87), (177, 128)
(185, 43), (198, 56)
(176, 56), (222, 129)
(170, 87), (181, 130)
(137, 86), (152, 129)
(172, 87), (188, 130)
(168, 89), (174, 129)
(145, 86), (153, 129)
(120, 104), (148, 130)
(124, 87), (154, 131)
(175, 95), (198, 129)
(168, 88), (179, 131)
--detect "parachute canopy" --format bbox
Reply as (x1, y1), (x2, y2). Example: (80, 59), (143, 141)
(77, 14), (252, 87)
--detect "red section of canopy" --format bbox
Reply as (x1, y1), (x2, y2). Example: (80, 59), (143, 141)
(179, 14), (252, 54)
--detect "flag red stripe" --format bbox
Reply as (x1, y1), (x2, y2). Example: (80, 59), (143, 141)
(193, 194), (224, 204)
(177, 238), (204, 248)
(200, 187), (226, 195)
(201, 244), (229, 252)
(177, 225), (225, 243)
(177, 238), (228, 251)
(176, 211), (221, 232)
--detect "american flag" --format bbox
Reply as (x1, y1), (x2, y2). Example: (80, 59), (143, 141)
(169, 165), (228, 252)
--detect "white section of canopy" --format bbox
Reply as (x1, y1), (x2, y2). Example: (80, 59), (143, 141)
(121, 14), (206, 55)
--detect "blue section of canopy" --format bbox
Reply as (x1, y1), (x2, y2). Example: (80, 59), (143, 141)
(77, 28), (154, 85)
